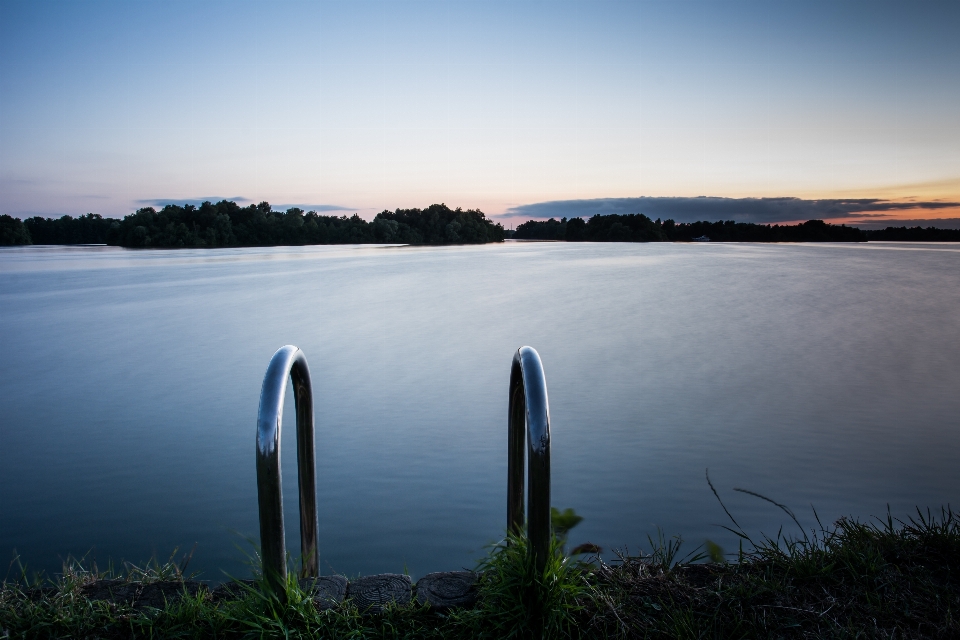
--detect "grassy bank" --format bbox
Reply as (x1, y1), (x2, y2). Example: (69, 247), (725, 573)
(3, 507), (958, 639)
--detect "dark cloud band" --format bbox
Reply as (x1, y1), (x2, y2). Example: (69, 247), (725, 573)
(273, 204), (355, 213)
(134, 198), (355, 213)
(504, 197), (960, 224)
(136, 196), (252, 208)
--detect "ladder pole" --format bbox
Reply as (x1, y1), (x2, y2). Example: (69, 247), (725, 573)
(256, 345), (318, 596)
(507, 346), (552, 575)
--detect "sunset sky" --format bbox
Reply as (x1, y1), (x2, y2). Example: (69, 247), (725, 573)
(1, 0), (958, 227)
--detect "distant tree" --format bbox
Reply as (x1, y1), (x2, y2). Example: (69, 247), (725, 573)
(375, 203), (504, 244)
(514, 218), (567, 240)
(23, 213), (114, 244)
(508, 215), (872, 243)
(663, 219), (864, 242)
(582, 213), (665, 241)
(863, 226), (960, 241)
(0, 215), (32, 245)
(103, 200), (503, 248)
(565, 217), (586, 241)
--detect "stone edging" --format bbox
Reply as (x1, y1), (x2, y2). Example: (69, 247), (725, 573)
(79, 571), (479, 612)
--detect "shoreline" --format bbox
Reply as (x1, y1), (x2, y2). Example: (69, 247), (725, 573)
(5, 508), (958, 638)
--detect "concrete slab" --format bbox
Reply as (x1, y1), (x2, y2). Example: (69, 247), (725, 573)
(347, 573), (412, 613)
(414, 571), (479, 609)
(299, 575), (347, 610)
(209, 579), (256, 602)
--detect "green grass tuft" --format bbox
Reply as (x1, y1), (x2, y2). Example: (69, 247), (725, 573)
(471, 530), (595, 638)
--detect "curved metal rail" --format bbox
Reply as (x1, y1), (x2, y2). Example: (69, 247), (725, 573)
(507, 346), (552, 574)
(256, 345), (318, 594)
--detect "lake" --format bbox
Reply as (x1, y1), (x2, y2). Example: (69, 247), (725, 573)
(2, 241), (959, 582)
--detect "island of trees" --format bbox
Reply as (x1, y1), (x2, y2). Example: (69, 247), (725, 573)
(4, 206), (960, 246)
(512, 214), (960, 243)
(107, 201), (505, 247)
(1, 202), (504, 247)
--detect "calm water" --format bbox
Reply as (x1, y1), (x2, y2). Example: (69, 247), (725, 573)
(2, 241), (959, 582)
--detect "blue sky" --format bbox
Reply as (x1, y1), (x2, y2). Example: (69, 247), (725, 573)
(1, 0), (958, 224)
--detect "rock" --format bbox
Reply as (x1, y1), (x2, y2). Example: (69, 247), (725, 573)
(25, 587), (57, 601)
(347, 573), (412, 613)
(210, 579), (257, 602)
(414, 571), (478, 610)
(82, 579), (137, 604)
(299, 575), (347, 610)
(81, 579), (204, 609)
(136, 581), (204, 609)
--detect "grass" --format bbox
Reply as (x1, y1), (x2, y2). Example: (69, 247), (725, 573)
(2, 506), (959, 639)
(584, 504), (960, 638)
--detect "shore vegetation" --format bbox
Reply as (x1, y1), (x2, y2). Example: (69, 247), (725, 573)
(3, 503), (958, 638)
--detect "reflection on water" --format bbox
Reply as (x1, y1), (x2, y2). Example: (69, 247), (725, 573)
(1, 241), (959, 581)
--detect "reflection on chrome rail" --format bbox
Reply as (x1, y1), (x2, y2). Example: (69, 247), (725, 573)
(507, 346), (552, 574)
(256, 345), (318, 595)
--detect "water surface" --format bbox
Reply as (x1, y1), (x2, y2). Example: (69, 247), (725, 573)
(2, 241), (959, 581)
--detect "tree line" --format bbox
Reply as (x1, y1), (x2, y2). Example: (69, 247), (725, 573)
(5, 208), (960, 246)
(23, 213), (114, 244)
(512, 214), (960, 242)
(862, 225), (960, 242)
(1, 202), (505, 247)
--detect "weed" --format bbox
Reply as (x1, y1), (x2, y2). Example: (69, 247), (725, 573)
(473, 530), (595, 638)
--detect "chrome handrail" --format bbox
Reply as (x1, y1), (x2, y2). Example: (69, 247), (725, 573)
(507, 346), (552, 574)
(256, 345), (318, 594)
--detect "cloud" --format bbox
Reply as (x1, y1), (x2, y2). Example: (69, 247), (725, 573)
(273, 203), (356, 213)
(503, 196), (960, 224)
(135, 196), (252, 207)
(134, 198), (357, 213)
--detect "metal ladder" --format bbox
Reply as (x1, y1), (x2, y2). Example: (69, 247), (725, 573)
(254, 344), (552, 593)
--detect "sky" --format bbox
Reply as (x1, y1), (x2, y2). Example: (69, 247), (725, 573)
(1, 0), (959, 227)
